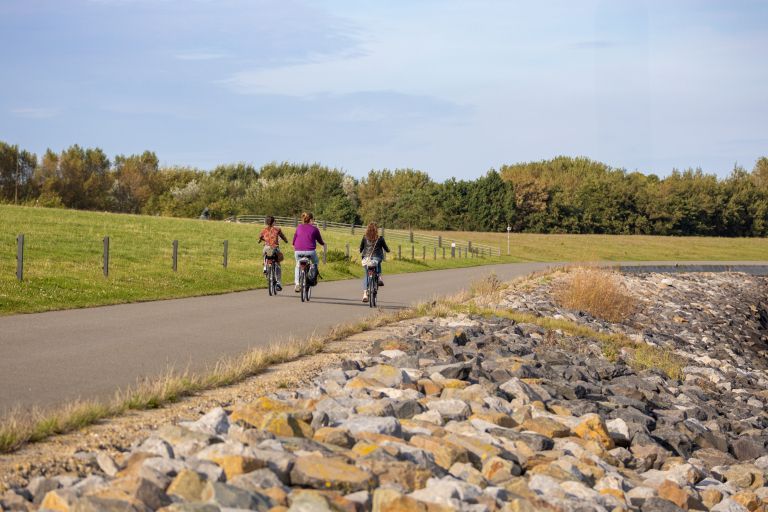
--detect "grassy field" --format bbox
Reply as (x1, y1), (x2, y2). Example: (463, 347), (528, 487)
(0, 205), (505, 315)
(433, 230), (768, 262)
(2, 205), (766, 315)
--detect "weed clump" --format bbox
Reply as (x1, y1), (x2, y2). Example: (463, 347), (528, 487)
(555, 268), (637, 323)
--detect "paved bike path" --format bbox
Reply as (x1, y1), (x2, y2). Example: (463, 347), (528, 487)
(1, 261), (765, 412)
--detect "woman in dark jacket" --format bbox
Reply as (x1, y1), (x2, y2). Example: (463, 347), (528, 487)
(359, 222), (390, 302)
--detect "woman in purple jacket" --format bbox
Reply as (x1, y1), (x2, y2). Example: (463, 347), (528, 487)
(292, 212), (326, 292)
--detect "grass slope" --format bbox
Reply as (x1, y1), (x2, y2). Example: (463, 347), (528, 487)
(0, 205), (503, 315)
(2, 205), (766, 315)
(433, 230), (768, 262)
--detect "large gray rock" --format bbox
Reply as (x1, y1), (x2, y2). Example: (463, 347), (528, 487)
(426, 399), (471, 421)
(341, 415), (402, 437)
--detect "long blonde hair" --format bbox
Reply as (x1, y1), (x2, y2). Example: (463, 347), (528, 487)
(365, 222), (378, 242)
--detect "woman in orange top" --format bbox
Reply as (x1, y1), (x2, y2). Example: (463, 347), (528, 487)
(258, 216), (289, 290)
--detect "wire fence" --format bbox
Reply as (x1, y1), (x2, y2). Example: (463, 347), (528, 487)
(11, 229), (499, 282)
(225, 214), (502, 256)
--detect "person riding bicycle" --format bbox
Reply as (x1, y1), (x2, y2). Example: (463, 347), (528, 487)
(359, 222), (389, 303)
(292, 212), (326, 292)
(258, 215), (288, 291)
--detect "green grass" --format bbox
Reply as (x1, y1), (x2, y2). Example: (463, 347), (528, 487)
(0, 205), (505, 315)
(2, 204), (766, 315)
(432, 229), (768, 262)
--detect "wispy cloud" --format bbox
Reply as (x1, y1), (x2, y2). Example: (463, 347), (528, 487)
(174, 52), (228, 61)
(10, 107), (60, 119)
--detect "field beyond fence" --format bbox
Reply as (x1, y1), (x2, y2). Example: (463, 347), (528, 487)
(2, 205), (767, 315)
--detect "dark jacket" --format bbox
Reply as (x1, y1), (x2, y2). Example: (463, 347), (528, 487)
(359, 236), (390, 261)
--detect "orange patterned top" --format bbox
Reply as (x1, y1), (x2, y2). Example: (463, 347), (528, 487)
(260, 226), (283, 247)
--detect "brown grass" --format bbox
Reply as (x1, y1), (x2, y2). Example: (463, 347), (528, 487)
(555, 268), (637, 322)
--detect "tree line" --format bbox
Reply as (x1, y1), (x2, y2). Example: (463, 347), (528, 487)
(2, 140), (767, 236)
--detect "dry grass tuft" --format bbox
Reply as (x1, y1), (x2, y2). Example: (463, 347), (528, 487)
(469, 273), (506, 307)
(555, 268), (637, 322)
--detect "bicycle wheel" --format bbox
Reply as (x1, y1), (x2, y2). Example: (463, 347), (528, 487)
(267, 265), (274, 296)
(368, 272), (376, 308)
(300, 270), (307, 302)
(371, 274), (378, 307)
(306, 283), (312, 301)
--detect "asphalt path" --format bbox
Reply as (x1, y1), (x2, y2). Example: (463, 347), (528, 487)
(0, 261), (554, 412)
(2, 260), (766, 413)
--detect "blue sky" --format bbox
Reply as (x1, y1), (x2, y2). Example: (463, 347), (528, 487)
(1, 0), (766, 180)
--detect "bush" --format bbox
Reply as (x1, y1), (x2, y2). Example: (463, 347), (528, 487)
(555, 268), (637, 323)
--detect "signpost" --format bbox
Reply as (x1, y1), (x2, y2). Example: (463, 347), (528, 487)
(506, 225), (511, 256)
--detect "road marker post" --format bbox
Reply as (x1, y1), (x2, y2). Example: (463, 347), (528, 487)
(172, 240), (178, 272)
(222, 240), (228, 269)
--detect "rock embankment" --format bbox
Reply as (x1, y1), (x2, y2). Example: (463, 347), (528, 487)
(2, 271), (767, 511)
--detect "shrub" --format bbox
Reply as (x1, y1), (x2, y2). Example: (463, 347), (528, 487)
(555, 268), (637, 323)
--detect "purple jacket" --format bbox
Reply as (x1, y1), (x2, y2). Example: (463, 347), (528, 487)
(292, 224), (325, 251)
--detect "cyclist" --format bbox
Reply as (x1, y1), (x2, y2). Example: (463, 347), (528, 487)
(292, 212), (326, 292)
(359, 222), (390, 302)
(258, 215), (288, 291)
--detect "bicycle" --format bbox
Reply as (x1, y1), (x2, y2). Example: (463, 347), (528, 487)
(366, 262), (379, 308)
(264, 254), (280, 296)
(297, 257), (313, 303)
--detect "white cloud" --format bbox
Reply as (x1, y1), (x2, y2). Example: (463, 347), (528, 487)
(11, 107), (60, 119)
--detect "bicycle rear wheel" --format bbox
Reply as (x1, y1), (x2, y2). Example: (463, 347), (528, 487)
(300, 270), (307, 302)
(267, 265), (274, 296)
(368, 272), (376, 308)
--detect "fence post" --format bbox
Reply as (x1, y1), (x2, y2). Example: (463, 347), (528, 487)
(438, 235), (442, 248)
(222, 240), (228, 269)
(294, 217), (298, 227)
(398, 245), (401, 259)
(172, 240), (178, 272)
(103, 236), (110, 277)
(442, 247), (446, 259)
(346, 243), (350, 259)
(16, 233), (24, 282)
(423, 246), (426, 260)
(351, 225), (355, 235)
(322, 244), (327, 264)
(409, 230), (414, 243)
(411, 245), (414, 259)
(433, 247), (437, 260)
(468, 241), (472, 252)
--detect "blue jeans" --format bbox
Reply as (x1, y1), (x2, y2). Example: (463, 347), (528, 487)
(294, 250), (318, 285)
(363, 259), (382, 290)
